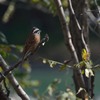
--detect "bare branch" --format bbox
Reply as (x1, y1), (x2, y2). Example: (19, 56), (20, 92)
(68, 0), (90, 54)
(0, 55), (30, 100)
(53, 0), (93, 98)
(54, 0), (86, 86)
(68, 0), (82, 30)
(54, 0), (79, 63)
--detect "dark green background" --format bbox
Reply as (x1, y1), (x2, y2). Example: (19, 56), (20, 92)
(0, 2), (100, 99)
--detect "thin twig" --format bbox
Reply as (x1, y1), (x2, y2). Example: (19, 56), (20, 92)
(68, 0), (82, 30)
(81, 27), (89, 53)
(69, 0), (90, 54)
(94, 0), (100, 14)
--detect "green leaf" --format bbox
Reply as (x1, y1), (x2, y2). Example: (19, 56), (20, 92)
(59, 64), (67, 71)
(84, 61), (92, 69)
(81, 70), (85, 75)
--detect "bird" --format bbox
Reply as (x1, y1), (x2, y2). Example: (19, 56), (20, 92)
(22, 27), (41, 62)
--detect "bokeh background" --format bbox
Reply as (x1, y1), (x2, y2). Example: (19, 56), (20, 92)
(0, 0), (100, 99)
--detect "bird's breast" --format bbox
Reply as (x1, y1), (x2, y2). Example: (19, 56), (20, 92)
(34, 34), (40, 44)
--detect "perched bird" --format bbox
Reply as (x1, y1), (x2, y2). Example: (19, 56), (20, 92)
(22, 27), (41, 62)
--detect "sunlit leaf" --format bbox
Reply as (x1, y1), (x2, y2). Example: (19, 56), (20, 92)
(82, 49), (90, 61)
(85, 69), (94, 78)
(84, 61), (92, 69)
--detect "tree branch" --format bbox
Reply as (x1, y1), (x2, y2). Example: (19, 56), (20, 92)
(54, 0), (79, 63)
(0, 34), (49, 82)
(53, 0), (89, 98)
(68, 0), (82, 31)
(0, 55), (30, 100)
(0, 34), (49, 99)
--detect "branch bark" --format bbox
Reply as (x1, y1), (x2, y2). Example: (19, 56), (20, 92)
(54, 0), (86, 91)
(54, 0), (94, 99)
(0, 55), (30, 100)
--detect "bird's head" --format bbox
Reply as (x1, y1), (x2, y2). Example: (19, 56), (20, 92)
(32, 27), (41, 35)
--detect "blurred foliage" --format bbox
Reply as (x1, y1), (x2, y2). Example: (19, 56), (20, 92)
(0, 32), (39, 90)
(1, 0), (68, 24)
(31, 0), (68, 14)
(0, 32), (8, 44)
(2, 1), (15, 23)
(0, 0), (100, 99)
(33, 79), (85, 100)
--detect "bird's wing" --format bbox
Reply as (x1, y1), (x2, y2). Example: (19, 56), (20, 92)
(22, 34), (35, 56)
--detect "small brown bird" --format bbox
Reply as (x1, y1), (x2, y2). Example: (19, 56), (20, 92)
(22, 27), (41, 61)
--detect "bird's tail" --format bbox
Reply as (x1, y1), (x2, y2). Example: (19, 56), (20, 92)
(21, 50), (31, 66)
